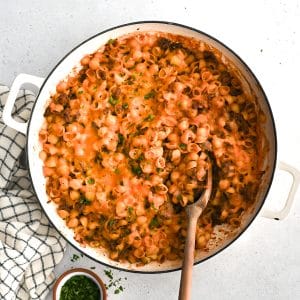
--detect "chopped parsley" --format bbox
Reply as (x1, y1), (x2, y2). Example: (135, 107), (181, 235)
(118, 133), (125, 146)
(127, 79), (134, 85)
(149, 215), (160, 229)
(70, 254), (80, 262)
(150, 203), (157, 211)
(114, 168), (120, 175)
(107, 219), (116, 229)
(130, 163), (142, 176)
(144, 114), (155, 122)
(79, 196), (91, 205)
(121, 228), (131, 237)
(59, 275), (100, 300)
(114, 286), (124, 294)
(136, 153), (145, 163)
(144, 90), (156, 99)
(126, 209), (136, 222)
(122, 103), (129, 109)
(108, 96), (119, 106)
(107, 38), (116, 45)
(78, 90), (84, 95)
(179, 143), (187, 150)
(176, 194), (183, 202)
(103, 269), (125, 295)
(104, 269), (113, 280)
(87, 178), (95, 184)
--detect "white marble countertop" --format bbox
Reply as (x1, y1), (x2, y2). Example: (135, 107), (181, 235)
(1, 0), (300, 299)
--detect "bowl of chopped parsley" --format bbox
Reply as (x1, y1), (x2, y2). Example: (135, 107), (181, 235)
(53, 268), (107, 300)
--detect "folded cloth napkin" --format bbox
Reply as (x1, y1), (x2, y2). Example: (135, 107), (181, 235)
(0, 85), (66, 300)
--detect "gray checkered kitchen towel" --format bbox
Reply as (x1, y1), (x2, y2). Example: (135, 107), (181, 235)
(0, 85), (66, 300)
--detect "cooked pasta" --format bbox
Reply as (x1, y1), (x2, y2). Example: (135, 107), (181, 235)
(39, 32), (265, 265)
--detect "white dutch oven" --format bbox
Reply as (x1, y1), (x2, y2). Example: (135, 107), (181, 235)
(3, 21), (300, 273)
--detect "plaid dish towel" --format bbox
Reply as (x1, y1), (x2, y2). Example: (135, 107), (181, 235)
(0, 85), (66, 300)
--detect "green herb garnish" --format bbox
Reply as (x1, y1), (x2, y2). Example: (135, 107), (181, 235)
(108, 96), (119, 106)
(59, 275), (100, 300)
(104, 269), (125, 295)
(130, 163), (142, 176)
(114, 286), (124, 294)
(121, 228), (131, 237)
(118, 133), (125, 146)
(127, 79), (134, 85)
(126, 206), (136, 223)
(107, 219), (116, 229)
(87, 178), (95, 184)
(70, 254), (80, 262)
(176, 194), (183, 202)
(150, 203), (158, 210)
(107, 38), (116, 45)
(136, 153), (145, 163)
(114, 168), (120, 174)
(78, 90), (84, 95)
(144, 90), (156, 99)
(79, 197), (91, 205)
(104, 269), (113, 280)
(149, 215), (160, 229)
(179, 143), (187, 150)
(122, 103), (129, 109)
(144, 114), (155, 121)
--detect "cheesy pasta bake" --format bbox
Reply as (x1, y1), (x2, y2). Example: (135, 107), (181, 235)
(39, 32), (265, 264)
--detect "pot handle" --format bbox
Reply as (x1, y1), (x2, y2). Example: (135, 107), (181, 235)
(261, 161), (300, 220)
(2, 73), (44, 134)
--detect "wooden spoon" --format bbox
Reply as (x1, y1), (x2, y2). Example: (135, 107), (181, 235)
(178, 158), (213, 300)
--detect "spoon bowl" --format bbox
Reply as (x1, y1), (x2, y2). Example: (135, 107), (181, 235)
(178, 157), (213, 300)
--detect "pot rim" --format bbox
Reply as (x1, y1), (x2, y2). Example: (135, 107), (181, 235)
(26, 20), (278, 274)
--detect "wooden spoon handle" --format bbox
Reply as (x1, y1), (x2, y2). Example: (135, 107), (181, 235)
(178, 209), (201, 300)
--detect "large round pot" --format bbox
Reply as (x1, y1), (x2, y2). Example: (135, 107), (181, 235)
(3, 21), (299, 273)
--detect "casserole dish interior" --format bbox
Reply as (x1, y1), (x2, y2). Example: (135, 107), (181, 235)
(27, 22), (276, 272)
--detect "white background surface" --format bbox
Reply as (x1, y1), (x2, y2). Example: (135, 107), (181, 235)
(1, 0), (300, 299)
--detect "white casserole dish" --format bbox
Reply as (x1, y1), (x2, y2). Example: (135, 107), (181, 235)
(3, 21), (300, 273)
